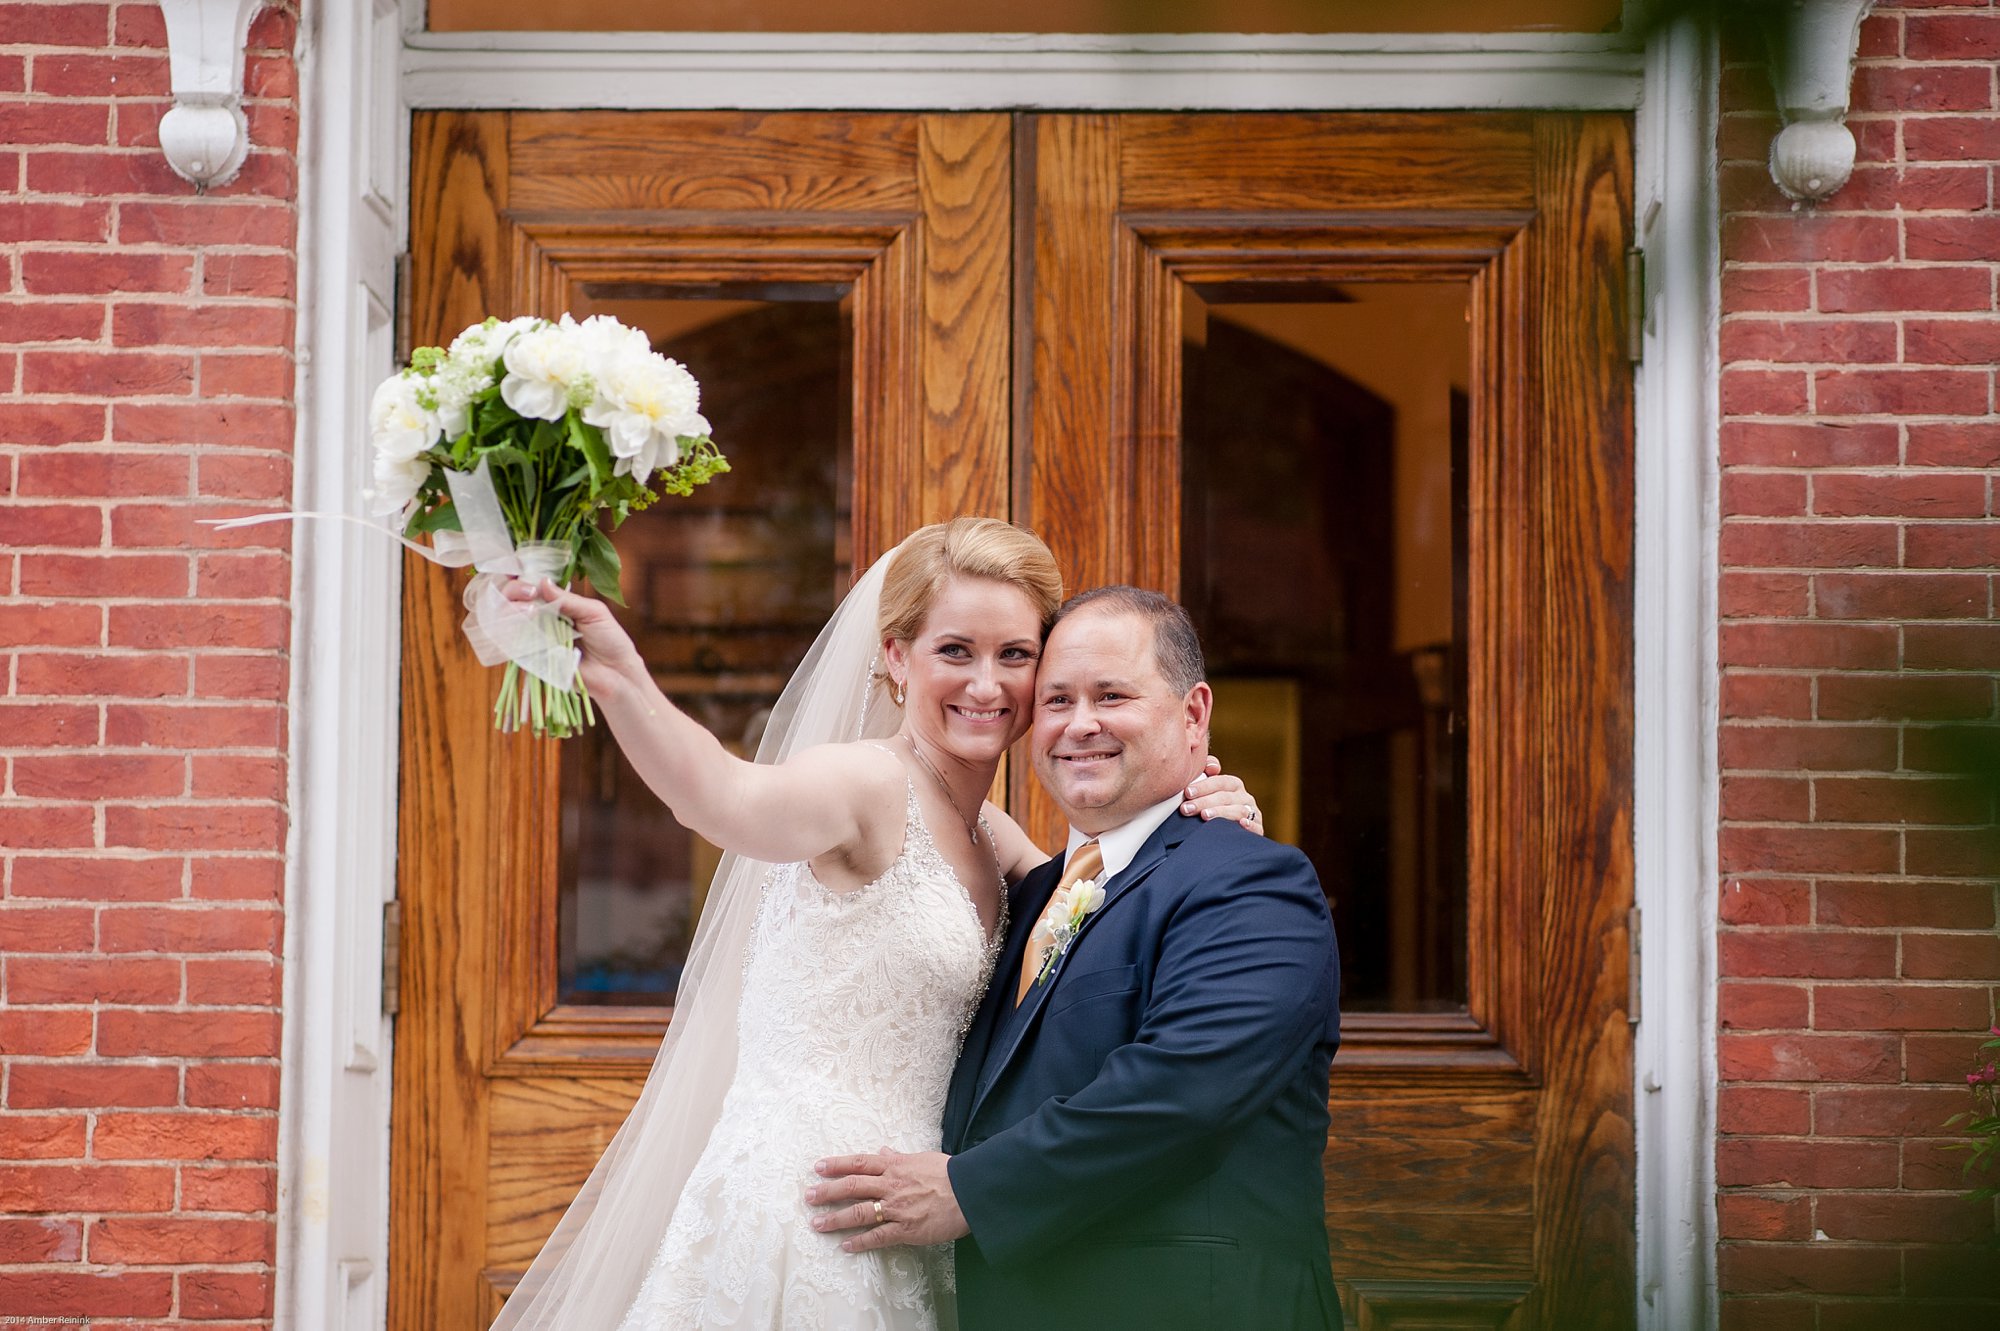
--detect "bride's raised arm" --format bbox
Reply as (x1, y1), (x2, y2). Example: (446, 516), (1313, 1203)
(506, 576), (902, 868)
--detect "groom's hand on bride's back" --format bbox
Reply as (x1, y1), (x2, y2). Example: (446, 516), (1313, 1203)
(806, 1148), (969, 1252)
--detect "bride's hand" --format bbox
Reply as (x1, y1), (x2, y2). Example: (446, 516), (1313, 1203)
(1182, 755), (1266, 836)
(501, 577), (649, 702)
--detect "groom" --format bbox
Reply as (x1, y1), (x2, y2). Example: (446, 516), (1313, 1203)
(810, 586), (1343, 1330)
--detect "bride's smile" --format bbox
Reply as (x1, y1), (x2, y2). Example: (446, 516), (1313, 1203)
(884, 573), (1045, 766)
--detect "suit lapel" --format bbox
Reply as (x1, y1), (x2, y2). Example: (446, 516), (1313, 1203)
(968, 814), (1191, 1116)
(944, 858), (1059, 1149)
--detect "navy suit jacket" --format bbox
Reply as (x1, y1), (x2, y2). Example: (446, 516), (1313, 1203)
(943, 811), (1343, 1331)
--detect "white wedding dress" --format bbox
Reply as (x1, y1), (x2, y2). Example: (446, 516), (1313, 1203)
(615, 780), (1002, 1331)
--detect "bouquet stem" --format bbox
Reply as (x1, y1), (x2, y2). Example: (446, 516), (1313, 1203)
(490, 610), (594, 740)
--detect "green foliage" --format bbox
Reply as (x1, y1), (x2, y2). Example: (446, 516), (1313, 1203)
(654, 437), (732, 498)
(1945, 1027), (2000, 1205)
(403, 501), (462, 537)
(576, 523), (625, 607)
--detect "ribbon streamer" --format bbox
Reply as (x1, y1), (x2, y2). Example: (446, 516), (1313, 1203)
(206, 460), (581, 693)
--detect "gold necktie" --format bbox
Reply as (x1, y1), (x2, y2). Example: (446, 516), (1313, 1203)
(1016, 840), (1103, 1006)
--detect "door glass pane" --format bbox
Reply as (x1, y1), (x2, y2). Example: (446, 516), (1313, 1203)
(1181, 283), (1470, 1014)
(557, 286), (852, 1006)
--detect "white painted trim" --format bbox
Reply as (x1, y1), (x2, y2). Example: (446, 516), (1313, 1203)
(1632, 18), (1720, 1331)
(275, 1), (405, 1328)
(400, 30), (1645, 111)
(277, 15), (1716, 1330)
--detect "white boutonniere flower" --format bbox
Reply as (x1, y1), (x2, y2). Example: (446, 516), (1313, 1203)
(1033, 881), (1106, 988)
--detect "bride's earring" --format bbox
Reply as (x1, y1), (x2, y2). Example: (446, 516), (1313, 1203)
(891, 678), (906, 707)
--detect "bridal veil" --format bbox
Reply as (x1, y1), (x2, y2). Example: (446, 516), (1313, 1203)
(490, 544), (903, 1329)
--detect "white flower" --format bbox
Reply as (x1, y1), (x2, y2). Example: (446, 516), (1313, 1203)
(583, 345), (707, 485)
(1068, 881), (1104, 917)
(431, 376), (477, 441)
(367, 449), (431, 516)
(500, 317), (588, 421)
(1033, 881), (1106, 987)
(574, 312), (648, 365)
(449, 315), (534, 370)
(370, 373), (440, 460)
(430, 320), (523, 439)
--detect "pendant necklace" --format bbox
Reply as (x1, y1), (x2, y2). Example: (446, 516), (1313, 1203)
(906, 737), (981, 846)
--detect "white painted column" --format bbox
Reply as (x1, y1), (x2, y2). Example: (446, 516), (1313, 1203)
(1633, 16), (1722, 1331)
(273, 1), (406, 1327)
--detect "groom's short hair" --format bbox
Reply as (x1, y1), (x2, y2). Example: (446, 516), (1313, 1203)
(1053, 586), (1206, 697)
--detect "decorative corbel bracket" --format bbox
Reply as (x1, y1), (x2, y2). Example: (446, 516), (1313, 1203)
(157, 0), (267, 190)
(1761, 0), (1876, 204)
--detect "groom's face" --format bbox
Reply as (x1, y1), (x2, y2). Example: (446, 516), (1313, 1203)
(1031, 606), (1209, 835)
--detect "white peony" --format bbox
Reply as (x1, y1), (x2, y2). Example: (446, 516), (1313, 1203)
(367, 449), (431, 516)
(582, 346), (708, 485)
(500, 317), (588, 421)
(370, 373), (440, 460)
(573, 312), (649, 367)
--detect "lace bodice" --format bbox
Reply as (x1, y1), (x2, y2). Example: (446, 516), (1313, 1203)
(735, 785), (1002, 1120)
(618, 782), (1003, 1330)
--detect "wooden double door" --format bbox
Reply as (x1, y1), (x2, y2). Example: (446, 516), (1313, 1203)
(395, 110), (1635, 1330)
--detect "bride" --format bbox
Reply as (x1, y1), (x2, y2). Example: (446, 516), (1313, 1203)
(491, 517), (1260, 1330)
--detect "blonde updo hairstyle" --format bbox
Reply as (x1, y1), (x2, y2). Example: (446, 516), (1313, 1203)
(877, 518), (1065, 679)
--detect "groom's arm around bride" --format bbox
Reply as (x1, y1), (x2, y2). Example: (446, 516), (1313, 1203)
(814, 587), (1343, 1331)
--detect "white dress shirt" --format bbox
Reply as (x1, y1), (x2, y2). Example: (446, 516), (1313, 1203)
(1063, 789), (1187, 886)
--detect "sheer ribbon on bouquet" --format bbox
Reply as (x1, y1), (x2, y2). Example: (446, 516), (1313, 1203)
(489, 542), (905, 1330)
(208, 459), (579, 694)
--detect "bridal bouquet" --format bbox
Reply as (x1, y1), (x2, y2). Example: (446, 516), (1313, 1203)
(369, 314), (728, 738)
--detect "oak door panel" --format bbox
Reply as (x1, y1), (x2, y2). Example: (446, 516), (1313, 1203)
(1016, 111), (1634, 1330)
(393, 110), (1011, 1331)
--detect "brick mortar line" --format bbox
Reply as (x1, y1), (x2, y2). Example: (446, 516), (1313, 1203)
(1721, 312), (2000, 319)
(0, 599), (295, 607)
(1713, 873), (1998, 884)
(1723, 258), (2000, 266)
(1721, 355), (2000, 363)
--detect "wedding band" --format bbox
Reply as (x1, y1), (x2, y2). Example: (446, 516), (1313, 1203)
(872, 1200), (886, 1225)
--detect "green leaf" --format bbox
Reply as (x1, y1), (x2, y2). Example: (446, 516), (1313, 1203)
(482, 443), (533, 475)
(577, 522), (624, 606)
(568, 411), (614, 493)
(404, 501), (463, 536)
(476, 396), (522, 436)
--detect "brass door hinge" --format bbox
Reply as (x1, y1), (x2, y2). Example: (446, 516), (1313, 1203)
(382, 899), (402, 1017)
(393, 252), (414, 367)
(1627, 905), (1642, 1027)
(1625, 246), (1646, 364)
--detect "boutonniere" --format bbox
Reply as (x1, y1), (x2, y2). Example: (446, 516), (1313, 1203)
(1033, 882), (1106, 987)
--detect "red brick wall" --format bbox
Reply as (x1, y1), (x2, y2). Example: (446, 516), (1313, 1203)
(0, 2), (297, 1324)
(1717, 2), (2000, 1325)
